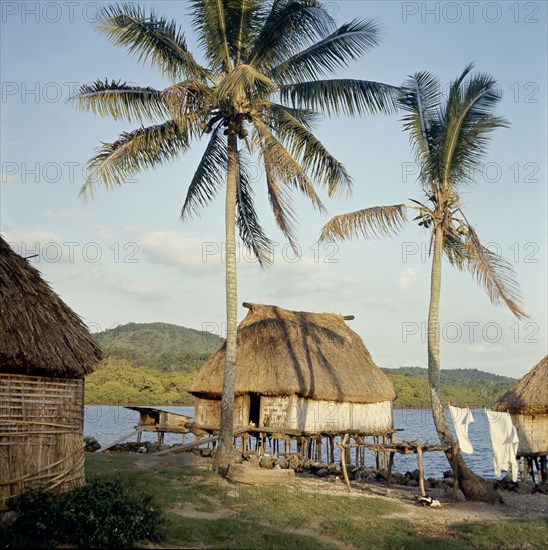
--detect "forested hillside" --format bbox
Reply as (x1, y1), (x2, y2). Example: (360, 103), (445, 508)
(85, 322), (516, 407)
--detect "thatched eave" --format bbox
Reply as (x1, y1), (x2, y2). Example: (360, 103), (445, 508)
(0, 236), (102, 377)
(493, 356), (548, 415)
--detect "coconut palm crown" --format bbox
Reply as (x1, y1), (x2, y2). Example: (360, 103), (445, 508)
(321, 64), (525, 319)
(71, 1), (398, 263)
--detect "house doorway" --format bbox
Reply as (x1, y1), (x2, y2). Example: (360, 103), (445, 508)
(249, 393), (261, 426)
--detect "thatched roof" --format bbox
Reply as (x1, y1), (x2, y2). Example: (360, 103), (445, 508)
(0, 236), (102, 377)
(493, 356), (548, 415)
(190, 303), (396, 404)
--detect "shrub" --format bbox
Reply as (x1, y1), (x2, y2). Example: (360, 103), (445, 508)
(0, 479), (165, 548)
(1, 489), (64, 548)
(63, 479), (165, 548)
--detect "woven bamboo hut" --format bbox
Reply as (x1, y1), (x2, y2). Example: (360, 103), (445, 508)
(0, 236), (102, 505)
(493, 356), (548, 458)
(190, 303), (396, 438)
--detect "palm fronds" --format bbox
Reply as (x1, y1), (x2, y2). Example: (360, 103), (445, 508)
(82, 121), (192, 197)
(97, 3), (209, 81)
(272, 19), (381, 83)
(236, 149), (274, 266)
(320, 205), (408, 241)
(465, 226), (526, 318)
(268, 102), (351, 196)
(281, 79), (399, 116)
(190, 0), (232, 70)
(254, 118), (325, 213)
(69, 80), (167, 122)
(399, 71), (441, 185)
(181, 124), (227, 220)
(439, 65), (509, 187)
(249, 0), (335, 69)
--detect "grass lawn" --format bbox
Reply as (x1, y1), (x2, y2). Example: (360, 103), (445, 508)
(85, 454), (548, 549)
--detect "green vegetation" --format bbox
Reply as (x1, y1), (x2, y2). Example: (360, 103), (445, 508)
(93, 322), (224, 357)
(86, 322), (515, 407)
(384, 368), (515, 409)
(0, 478), (164, 548)
(73, 454), (546, 549)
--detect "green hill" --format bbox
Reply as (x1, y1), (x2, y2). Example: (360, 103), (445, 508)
(93, 322), (224, 357)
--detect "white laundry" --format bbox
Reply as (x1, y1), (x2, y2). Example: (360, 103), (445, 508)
(449, 405), (475, 454)
(485, 410), (520, 482)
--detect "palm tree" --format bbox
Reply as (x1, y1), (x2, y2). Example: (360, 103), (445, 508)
(70, 1), (398, 471)
(320, 65), (526, 501)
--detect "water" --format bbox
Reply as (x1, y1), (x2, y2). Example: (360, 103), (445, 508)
(84, 406), (500, 479)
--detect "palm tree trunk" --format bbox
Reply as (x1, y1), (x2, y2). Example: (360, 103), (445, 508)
(428, 225), (498, 503)
(213, 130), (238, 474)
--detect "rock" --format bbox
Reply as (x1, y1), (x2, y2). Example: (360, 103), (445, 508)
(248, 455), (260, 467)
(427, 477), (439, 488)
(391, 472), (407, 485)
(83, 436), (101, 452)
(407, 480), (419, 487)
(259, 455), (275, 469)
(515, 481), (535, 495)
(275, 457), (288, 469)
(443, 470), (454, 479)
(243, 450), (258, 460)
(0, 511), (18, 527)
(288, 455), (303, 471)
(406, 469), (420, 482)
(315, 468), (329, 478)
(137, 446), (147, 454)
(200, 447), (212, 458)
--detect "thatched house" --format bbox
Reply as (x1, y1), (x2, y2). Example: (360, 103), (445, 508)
(190, 303), (396, 437)
(493, 356), (548, 459)
(0, 236), (102, 505)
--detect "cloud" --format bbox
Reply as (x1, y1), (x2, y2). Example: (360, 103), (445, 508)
(398, 268), (419, 289)
(468, 344), (507, 354)
(135, 229), (222, 276)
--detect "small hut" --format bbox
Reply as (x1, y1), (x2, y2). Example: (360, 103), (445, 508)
(189, 303), (396, 440)
(0, 236), (102, 505)
(493, 356), (548, 480)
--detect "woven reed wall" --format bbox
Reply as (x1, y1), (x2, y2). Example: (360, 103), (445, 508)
(0, 373), (85, 505)
(512, 413), (548, 455)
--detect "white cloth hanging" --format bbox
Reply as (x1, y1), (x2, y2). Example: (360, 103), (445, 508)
(449, 405), (475, 454)
(485, 410), (520, 482)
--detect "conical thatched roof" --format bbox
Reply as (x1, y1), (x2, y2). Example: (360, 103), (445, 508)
(493, 356), (548, 415)
(0, 236), (102, 377)
(190, 303), (396, 404)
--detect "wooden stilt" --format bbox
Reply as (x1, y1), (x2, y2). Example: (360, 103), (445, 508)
(540, 455), (547, 482)
(386, 451), (395, 495)
(338, 434), (351, 492)
(417, 444), (426, 497)
(317, 437), (323, 463)
(329, 435), (335, 464)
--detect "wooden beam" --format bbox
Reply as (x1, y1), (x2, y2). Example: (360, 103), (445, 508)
(97, 429), (142, 452)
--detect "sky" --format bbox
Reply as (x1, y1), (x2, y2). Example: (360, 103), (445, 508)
(1, 0), (546, 379)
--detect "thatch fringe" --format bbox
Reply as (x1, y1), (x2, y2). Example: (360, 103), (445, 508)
(190, 303), (396, 404)
(493, 356), (548, 415)
(0, 236), (102, 377)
